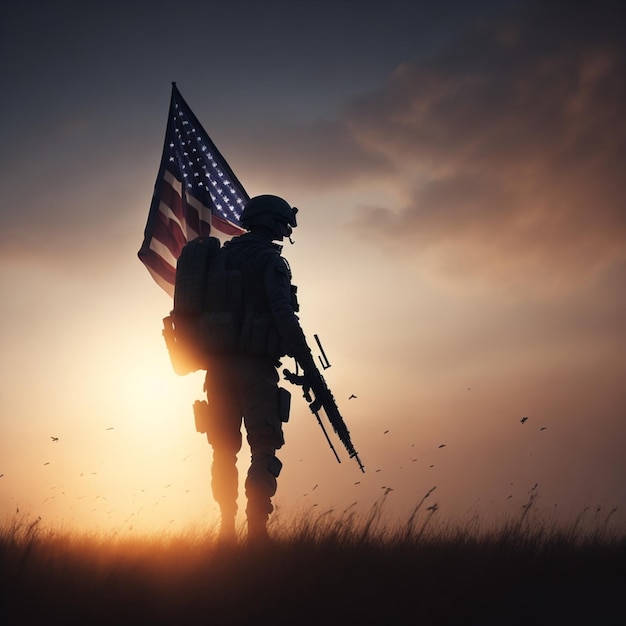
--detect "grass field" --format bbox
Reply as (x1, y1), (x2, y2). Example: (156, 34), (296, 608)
(1, 492), (624, 625)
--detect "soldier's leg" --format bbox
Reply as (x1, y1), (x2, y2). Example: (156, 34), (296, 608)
(203, 369), (243, 536)
(210, 432), (242, 535)
(244, 451), (282, 539)
(240, 358), (285, 539)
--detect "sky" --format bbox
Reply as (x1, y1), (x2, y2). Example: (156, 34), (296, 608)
(1, 0), (625, 536)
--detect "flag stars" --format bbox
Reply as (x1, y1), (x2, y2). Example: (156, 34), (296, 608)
(142, 88), (247, 292)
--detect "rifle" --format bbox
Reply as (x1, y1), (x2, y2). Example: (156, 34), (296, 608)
(283, 334), (365, 473)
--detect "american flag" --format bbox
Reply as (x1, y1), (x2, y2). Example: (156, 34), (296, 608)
(138, 83), (248, 296)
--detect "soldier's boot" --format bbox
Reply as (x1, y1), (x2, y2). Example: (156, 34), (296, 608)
(246, 513), (269, 543)
(245, 452), (282, 543)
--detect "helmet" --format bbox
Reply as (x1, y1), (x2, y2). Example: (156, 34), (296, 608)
(241, 195), (298, 238)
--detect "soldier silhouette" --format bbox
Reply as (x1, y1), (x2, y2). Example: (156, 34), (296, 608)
(197, 195), (319, 542)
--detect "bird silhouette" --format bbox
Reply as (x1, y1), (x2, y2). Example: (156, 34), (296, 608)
(50, 436), (59, 442)
(438, 444), (446, 448)
(540, 426), (548, 431)
(520, 416), (528, 424)
(384, 430), (389, 434)
(348, 394), (357, 400)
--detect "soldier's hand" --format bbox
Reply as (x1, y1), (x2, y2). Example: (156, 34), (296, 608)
(303, 363), (324, 393)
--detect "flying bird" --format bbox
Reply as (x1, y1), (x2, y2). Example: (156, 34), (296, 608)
(520, 416), (528, 424)
(50, 436), (59, 442)
(540, 426), (548, 431)
(384, 430), (389, 434)
(438, 444), (446, 448)
(106, 427), (115, 430)
(348, 394), (357, 400)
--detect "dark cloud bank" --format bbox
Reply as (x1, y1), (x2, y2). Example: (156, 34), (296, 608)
(243, 1), (624, 290)
(340, 1), (626, 287)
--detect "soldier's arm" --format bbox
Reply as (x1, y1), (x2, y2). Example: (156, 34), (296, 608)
(264, 257), (314, 367)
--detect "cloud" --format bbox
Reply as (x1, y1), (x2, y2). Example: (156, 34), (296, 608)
(233, 116), (395, 193)
(345, 0), (626, 291)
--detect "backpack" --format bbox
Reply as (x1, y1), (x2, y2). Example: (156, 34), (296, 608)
(162, 236), (222, 375)
(162, 234), (291, 375)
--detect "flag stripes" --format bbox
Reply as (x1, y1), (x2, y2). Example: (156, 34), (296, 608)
(138, 83), (248, 296)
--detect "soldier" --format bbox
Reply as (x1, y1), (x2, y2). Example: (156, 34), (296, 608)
(201, 194), (317, 542)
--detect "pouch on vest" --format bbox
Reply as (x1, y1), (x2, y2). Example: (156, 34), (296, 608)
(239, 311), (285, 359)
(198, 311), (240, 354)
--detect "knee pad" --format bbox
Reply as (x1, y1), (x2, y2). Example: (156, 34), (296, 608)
(256, 455), (283, 478)
(250, 452), (282, 479)
(267, 455), (283, 478)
